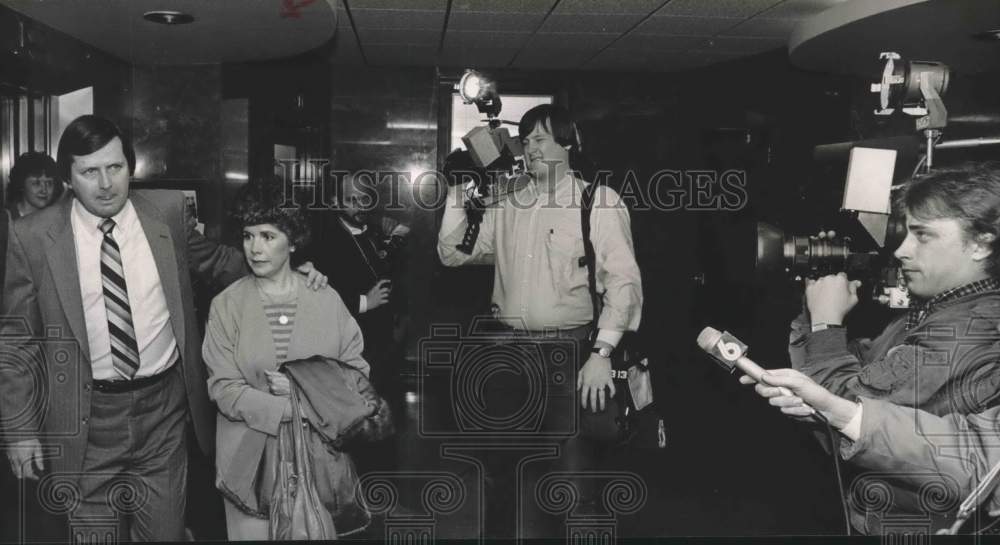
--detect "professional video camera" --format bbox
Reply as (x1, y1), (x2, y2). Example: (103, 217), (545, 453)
(452, 69), (528, 254)
(755, 52), (955, 309)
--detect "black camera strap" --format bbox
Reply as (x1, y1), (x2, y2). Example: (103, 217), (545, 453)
(579, 182), (602, 327)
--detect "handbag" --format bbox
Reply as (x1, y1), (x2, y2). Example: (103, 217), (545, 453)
(269, 387), (338, 540)
(578, 182), (663, 447)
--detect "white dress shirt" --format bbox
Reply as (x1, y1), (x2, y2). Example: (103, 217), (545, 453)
(71, 198), (179, 380)
(438, 174), (642, 341)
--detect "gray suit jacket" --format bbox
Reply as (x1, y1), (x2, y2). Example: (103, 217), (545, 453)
(0, 190), (246, 477)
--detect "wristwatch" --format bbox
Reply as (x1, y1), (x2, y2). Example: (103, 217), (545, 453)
(591, 345), (613, 358)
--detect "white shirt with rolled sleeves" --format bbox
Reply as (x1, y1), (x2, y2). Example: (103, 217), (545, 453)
(438, 174), (642, 341)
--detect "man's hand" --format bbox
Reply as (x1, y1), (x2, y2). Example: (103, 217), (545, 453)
(382, 217), (411, 239)
(366, 279), (392, 311)
(7, 439), (44, 480)
(739, 369), (859, 428)
(295, 261), (328, 290)
(577, 354), (615, 413)
(265, 370), (291, 397)
(805, 272), (861, 326)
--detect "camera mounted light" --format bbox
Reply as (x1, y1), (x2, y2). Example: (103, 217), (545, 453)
(456, 69), (502, 122)
(458, 70), (487, 102)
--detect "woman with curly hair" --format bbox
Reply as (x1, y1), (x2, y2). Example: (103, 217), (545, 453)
(6, 151), (64, 218)
(202, 180), (371, 539)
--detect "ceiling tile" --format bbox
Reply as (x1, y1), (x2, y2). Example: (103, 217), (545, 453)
(346, 0), (447, 9)
(584, 55), (651, 71)
(697, 36), (786, 53)
(364, 44), (439, 66)
(357, 28), (441, 45)
(555, 0), (663, 14)
(585, 48), (713, 71)
(451, 0), (557, 13)
(586, 46), (650, 64)
(350, 8), (444, 29)
(682, 49), (747, 64)
(635, 15), (740, 35)
(539, 13), (647, 33)
(654, 0), (784, 18)
(524, 32), (618, 49)
(512, 48), (594, 68)
(448, 11), (545, 31)
(439, 47), (519, 67)
(612, 33), (705, 50)
(444, 30), (532, 49)
(721, 17), (798, 37)
(760, 0), (850, 19)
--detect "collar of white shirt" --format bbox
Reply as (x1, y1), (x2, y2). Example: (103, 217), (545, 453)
(340, 216), (367, 235)
(71, 197), (138, 240)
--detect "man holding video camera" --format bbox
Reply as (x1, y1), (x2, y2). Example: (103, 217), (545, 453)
(776, 161), (1000, 532)
(437, 104), (642, 536)
(791, 162), (1000, 415)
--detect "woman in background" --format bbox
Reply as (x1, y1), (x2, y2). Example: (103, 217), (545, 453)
(6, 151), (63, 218)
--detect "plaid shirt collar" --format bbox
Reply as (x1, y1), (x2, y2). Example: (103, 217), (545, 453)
(904, 277), (1000, 330)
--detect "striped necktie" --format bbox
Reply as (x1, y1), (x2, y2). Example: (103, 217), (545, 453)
(99, 218), (140, 379)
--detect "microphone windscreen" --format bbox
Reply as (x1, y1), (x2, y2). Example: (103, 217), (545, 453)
(696, 326), (723, 352)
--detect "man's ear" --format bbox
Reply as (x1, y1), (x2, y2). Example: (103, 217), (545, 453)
(972, 232), (996, 261)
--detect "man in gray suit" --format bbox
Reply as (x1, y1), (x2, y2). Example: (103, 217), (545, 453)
(0, 115), (321, 540)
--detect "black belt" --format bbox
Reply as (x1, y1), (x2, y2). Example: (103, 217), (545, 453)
(498, 323), (592, 336)
(92, 363), (177, 394)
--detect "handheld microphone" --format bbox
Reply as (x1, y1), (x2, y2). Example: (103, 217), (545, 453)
(696, 326), (793, 397)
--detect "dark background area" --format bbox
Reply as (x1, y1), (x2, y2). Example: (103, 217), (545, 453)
(4, 1), (1000, 538)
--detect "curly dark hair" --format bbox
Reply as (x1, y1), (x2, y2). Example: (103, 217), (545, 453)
(7, 151), (63, 208)
(232, 178), (311, 252)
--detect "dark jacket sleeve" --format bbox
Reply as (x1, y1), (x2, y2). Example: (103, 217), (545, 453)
(790, 304), (1000, 415)
(842, 397), (1000, 515)
(182, 196), (247, 288)
(791, 324), (870, 398)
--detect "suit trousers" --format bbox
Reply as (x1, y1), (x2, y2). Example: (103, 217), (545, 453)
(72, 366), (188, 541)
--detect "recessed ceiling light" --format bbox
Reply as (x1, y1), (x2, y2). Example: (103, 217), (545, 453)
(143, 11), (194, 25)
(973, 29), (1000, 41)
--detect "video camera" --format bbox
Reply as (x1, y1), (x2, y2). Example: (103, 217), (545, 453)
(754, 53), (954, 309)
(755, 141), (912, 307)
(452, 69), (529, 254)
